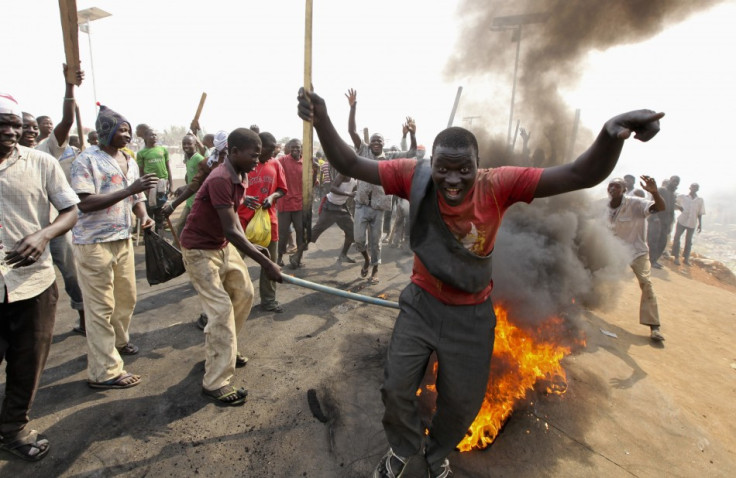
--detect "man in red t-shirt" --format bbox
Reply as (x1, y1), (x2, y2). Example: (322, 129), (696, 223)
(238, 132), (287, 313)
(276, 139), (305, 268)
(180, 128), (282, 407)
(297, 88), (664, 478)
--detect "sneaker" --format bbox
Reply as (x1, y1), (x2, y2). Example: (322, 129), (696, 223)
(650, 327), (665, 342)
(651, 261), (663, 269)
(373, 448), (408, 478)
(197, 313), (208, 330)
(428, 458), (453, 478)
(673, 258), (681, 266)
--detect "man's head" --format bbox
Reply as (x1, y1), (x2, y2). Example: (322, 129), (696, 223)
(36, 115), (53, 137)
(287, 139), (302, 159)
(258, 132), (277, 162)
(95, 105), (131, 148)
(689, 183), (700, 195)
(369, 133), (384, 156)
(69, 135), (81, 149)
(135, 123), (150, 139)
(416, 144), (426, 160)
(87, 130), (99, 145)
(430, 127), (479, 206)
(607, 177), (627, 201)
(182, 134), (196, 156)
(0, 93), (23, 156)
(144, 129), (158, 147)
(203, 133), (215, 149)
(227, 128), (261, 174)
(623, 174), (636, 192)
(20, 112), (39, 147)
(667, 175), (680, 191)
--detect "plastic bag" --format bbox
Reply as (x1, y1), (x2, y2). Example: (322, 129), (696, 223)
(245, 207), (271, 247)
(144, 229), (186, 285)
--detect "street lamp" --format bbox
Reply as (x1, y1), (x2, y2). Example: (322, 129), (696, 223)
(491, 12), (548, 150)
(77, 7), (112, 107)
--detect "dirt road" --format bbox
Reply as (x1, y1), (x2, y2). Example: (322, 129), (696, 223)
(1, 224), (734, 477)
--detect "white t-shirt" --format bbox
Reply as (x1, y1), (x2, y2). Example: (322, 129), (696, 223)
(675, 194), (705, 229)
(326, 177), (357, 206)
(608, 196), (654, 260)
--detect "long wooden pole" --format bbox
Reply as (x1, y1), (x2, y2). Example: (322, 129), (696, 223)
(58, 0), (82, 86)
(302, 0), (314, 220)
(193, 92), (207, 125)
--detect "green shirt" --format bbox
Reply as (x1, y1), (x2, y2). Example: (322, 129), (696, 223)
(137, 146), (170, 179)
(185, 153), (205, 208)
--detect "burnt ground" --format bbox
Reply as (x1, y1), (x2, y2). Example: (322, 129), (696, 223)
(1, 218), (735, 477)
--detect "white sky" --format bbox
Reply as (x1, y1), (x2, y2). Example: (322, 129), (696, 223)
(4, 0), (735, 196)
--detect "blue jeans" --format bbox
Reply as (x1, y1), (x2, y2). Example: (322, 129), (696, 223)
(353, 204), (384, 266)
(50, 231), (83, 311)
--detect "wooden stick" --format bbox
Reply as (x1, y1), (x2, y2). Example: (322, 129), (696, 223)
(193, 92), (207, 125)
(165, 217), (181, 250)
(58, 0), (82, 86)
(301, 0), (314, 220)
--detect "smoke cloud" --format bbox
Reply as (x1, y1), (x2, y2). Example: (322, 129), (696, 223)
(445, 0), (722, 323)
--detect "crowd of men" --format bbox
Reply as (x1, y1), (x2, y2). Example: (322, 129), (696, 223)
(1, 71), (676, 477)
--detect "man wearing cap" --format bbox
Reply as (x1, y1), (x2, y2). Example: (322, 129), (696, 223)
(71, 105), (157, 390)
(607, 175), (666, 341)
(0, 93), (79, 461)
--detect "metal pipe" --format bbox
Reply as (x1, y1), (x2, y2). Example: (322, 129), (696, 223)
(447, 86), (463, 128)
(281, 275), (400, 309)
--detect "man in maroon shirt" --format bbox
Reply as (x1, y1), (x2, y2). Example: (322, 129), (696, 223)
(180, 128), (282, 406)
(297, 87), (664, 478)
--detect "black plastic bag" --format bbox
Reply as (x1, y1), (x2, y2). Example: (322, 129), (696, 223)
(144, 229), (186, 285)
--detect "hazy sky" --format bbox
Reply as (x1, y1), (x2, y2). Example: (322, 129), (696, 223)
(4, 0), (734, 196)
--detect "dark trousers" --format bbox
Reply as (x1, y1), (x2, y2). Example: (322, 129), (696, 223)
(381, 283), (496, 469)
(259, 240), (279, 308)
(277, 210), (305, 265)
(0, 283), (58, 439)
(671, 222), (695, 261)
(647, 218), (672, 264)
(311, 201), (354, 256)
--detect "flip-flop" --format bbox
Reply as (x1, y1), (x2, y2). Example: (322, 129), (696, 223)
(236, 353), (249, 368)
(203, 386), (248, 406)
(0, 430), (49, 462)
(88, 372), (142, 389)
(116, 343), (139, 355)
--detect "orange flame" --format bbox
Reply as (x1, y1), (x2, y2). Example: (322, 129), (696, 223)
(456, 305), (574, 451)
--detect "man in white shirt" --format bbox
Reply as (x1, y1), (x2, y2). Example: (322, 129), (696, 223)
(607, 176), (666, 342)
(671, 183), (705, 266)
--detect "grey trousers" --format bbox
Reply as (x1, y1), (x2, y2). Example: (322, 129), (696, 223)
(258, 240), (279, 309)
(381, 283), (496, 469)
(311, 201), (354, 256)
(49, 231), (83, 311)
(354, 204), (384, 265)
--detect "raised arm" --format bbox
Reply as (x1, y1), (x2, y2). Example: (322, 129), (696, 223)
(404, 116), (417, 158)
(53, 64), (85, 147)
(77, 173), (158, 213)
(640, 175), (665, 212)
(345, 88), (362, 149)
(534, 110), (664, 198)
(299, 88), (380, 185)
